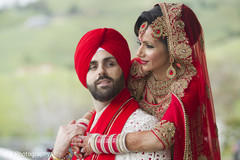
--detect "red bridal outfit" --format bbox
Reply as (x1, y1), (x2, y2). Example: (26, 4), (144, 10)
(128, 3), (221, 159)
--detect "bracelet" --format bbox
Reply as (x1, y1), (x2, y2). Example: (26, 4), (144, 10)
(120, 132), (129, 153)
(76, 118), (89, 130)
(89, 108), (95, 114)
(89, 133), (129, 154)
(48, 152), (72, 160)
(90, 134), (102, 154)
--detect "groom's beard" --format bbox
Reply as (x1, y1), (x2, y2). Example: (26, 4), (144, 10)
(87, 73), (124, 102)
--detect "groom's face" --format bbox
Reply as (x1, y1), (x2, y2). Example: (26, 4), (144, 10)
(86, 50), (125, 102)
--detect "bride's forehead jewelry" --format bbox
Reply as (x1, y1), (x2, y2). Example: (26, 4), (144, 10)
(150, 16), (168, 41)
(138, 16), (168, 43)
(138, 21), (148, 40)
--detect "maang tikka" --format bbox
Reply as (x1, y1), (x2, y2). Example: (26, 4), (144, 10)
(139, 21), (148, 40)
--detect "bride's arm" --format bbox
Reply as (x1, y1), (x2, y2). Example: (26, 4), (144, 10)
(126, 130), (164, 152)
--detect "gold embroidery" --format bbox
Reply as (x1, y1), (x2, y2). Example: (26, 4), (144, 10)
(139, 93), (172, 119)
(129, 60), (148, 78)
(128, 61), (147, 101)
(198, 155), (208, 160)
(152, 120), (176, 149)
(203, 104), (206, 117)
(158, 3), (197, 99)
(175, 44), (192, 59)
(206, 84), (210, 99)
(172, 94), (192, 159)
(200, 36), (204, 51)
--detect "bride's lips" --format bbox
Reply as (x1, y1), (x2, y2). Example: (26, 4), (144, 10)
(139, 59), (148, 65)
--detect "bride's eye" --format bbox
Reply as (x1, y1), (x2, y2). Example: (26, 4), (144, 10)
(146, 44), (154, 48)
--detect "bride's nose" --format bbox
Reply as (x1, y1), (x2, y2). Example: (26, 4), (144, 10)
(136, 45), (144, 58)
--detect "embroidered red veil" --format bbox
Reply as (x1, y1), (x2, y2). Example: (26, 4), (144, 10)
(179, 3), (221, 159)
(128, 3), (221, 159)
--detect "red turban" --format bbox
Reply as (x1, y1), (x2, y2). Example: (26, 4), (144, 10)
(74, 28), (131, 88)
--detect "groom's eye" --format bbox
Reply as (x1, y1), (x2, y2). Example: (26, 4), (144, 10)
(89, 64), (97, 71)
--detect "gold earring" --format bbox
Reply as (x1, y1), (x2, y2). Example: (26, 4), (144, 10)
(166, 55), (176, 79)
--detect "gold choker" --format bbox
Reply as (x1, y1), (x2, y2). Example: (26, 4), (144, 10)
(147, 74), (174, 97)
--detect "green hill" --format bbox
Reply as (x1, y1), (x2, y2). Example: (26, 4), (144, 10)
(0, 0), (239, 158)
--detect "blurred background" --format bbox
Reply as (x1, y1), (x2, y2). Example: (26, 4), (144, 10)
(0, 0), (239, 159)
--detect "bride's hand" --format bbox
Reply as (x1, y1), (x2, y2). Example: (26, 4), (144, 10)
(71, 135), (93, 158)
(71, 135), (82, 159)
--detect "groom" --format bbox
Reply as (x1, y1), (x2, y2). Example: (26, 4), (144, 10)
(48, 28), (159, 160)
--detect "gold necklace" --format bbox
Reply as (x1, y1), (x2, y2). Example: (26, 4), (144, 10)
(146, 73), (174, 97)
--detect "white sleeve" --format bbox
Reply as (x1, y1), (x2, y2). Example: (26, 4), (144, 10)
(116, 109), (171, 160)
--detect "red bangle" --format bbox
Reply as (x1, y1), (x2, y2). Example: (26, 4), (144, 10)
(90, 133), (129, 154)
(77, 122), (88, 129)
(104, 135), (111, 153)
(96, 135), (104, 153)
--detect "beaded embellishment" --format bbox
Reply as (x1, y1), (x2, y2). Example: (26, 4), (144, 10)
(150, 16), (168, 40)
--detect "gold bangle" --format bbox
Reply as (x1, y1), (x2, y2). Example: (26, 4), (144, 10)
(50, 152), (72, 160)
(51, 152), (64, 160)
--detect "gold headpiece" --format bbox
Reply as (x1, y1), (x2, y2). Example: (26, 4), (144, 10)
(150, 16), (168, 40)
(138, 16), (168, 41)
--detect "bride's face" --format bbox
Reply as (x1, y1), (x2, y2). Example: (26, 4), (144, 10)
(137, 26), (170, 75)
